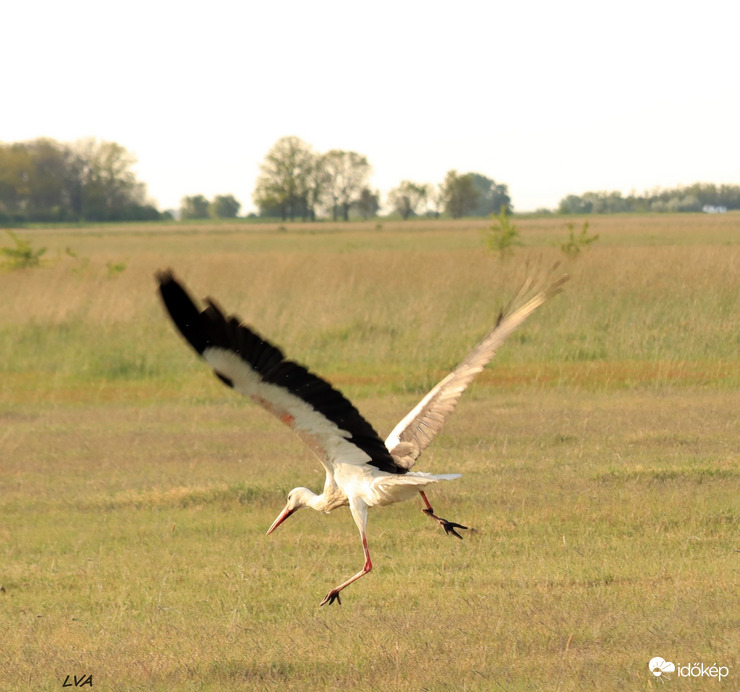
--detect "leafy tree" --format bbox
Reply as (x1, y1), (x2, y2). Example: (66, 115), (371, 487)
(442, 170), (479, 218)
(323, 150), (371, 221)
(0, 141), (69, 220)
(558, 194), (592, 214)
(253, 136), (314, 221)
(716, 184), (740, 208)
(469, 173), (512, 216)
(180, 194), (210, 219)
(24, 139), (69, 218)
(387, 180), (430, 219)
(209, 194), (241, 218)
(72, 139), (146, 221)
(0, 137), (156, 222)
(0, 144), (33, 217)
(304, 154), (330, 221)
(354, 187), (380, 219)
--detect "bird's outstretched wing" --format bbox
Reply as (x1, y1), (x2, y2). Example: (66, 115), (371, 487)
(157, 270), (406, 475)
(385, 266), (568, 469)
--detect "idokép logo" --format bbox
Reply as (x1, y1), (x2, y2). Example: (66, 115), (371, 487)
(649, 657), (729, 681)
(649, 657), (675, 678)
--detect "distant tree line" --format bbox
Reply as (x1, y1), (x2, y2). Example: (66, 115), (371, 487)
(558, 184), (740, 214)
(0, 137), (163, 223)
(4, 134), (513, 224)
(253, 136), (512, 221)
(7, 135), (737, 225)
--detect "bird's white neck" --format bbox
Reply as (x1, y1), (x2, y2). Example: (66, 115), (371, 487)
(305, 486), (348, 513)
(290, 479), (348, 515)
(299, 488), (324, 510)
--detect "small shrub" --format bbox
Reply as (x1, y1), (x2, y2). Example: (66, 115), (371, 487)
(0, 230), (46, 269)
(561, 221), (599, 258)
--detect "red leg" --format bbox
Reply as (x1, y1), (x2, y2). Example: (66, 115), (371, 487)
(419, 491), (468, 539)
(320, 530), (373, 606)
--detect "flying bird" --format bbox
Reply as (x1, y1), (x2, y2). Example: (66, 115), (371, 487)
(157, 268), (566, 605)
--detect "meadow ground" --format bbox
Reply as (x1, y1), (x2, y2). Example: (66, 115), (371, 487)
(0, 214), (738, 690)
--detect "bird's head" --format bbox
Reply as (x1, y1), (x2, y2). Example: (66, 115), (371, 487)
(266, 487), (315, 535)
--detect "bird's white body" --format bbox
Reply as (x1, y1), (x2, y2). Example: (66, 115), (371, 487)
(158, 267), (566, 605)
(206, 346), (461, 510)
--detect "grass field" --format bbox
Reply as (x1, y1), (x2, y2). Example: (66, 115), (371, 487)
(0, 215), (738, 690)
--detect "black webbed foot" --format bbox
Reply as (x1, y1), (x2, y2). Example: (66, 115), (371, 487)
(423, 508), (468, 539)
(439, 518), (468, 539)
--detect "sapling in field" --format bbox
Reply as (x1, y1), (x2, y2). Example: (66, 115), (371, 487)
(485, 206), (522, 258)
(0, 229), (46, 269)
(560, 221), (599, 258)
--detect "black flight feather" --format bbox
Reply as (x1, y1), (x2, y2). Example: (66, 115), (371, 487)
(157, 269), (406, 475)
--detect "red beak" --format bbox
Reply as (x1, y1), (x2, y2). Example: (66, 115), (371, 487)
(266, 504), (296, 535)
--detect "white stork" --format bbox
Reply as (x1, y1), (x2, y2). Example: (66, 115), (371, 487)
(157, 268), (567, 605)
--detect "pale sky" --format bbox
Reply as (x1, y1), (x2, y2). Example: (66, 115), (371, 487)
(4, 0), (739, 213)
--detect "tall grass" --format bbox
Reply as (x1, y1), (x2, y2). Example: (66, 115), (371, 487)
(1, 216), (738, 398)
